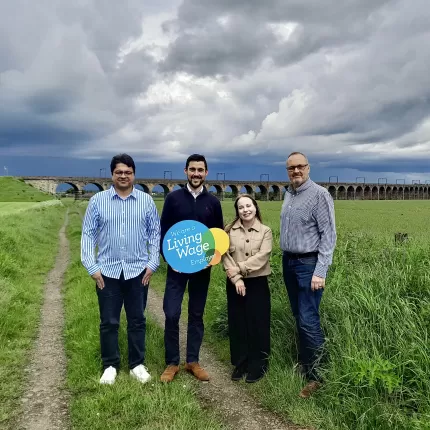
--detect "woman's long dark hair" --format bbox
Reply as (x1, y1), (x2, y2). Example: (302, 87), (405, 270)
(225, 194), (263, 233)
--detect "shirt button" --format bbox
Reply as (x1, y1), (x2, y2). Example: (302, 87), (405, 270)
(245, 253), (249, 256)
(246, 239), (249, 243)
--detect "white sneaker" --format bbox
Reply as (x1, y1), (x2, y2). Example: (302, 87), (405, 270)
(130, 364), (151, 384)
(100, 366), (117, 385)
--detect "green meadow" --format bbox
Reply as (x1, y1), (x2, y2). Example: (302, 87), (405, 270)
(1, 175), (429, 430)
(151, 199), (430, 430)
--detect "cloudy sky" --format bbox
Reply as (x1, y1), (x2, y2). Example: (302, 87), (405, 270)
(1, 0), (430, 184)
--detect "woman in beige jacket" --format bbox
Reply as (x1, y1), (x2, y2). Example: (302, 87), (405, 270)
(222, 194), (272, 383)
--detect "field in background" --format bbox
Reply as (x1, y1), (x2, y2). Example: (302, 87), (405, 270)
(151, 199), (430, 430)
(0, 177), (54, 202)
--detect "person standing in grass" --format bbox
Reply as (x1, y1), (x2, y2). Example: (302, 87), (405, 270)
(81, 153), (160, 385)
(281, 151), (337, 398)
(222, 194), (272, 383)
(159, 154), (224, 383)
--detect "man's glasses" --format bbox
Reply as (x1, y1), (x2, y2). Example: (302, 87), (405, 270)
(114, 170), (134, 177)
(286, 164), (308, 172)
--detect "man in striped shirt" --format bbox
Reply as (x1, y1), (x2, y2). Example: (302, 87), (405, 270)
(81, 154), (161, 385)
(281, 152), (337, 398)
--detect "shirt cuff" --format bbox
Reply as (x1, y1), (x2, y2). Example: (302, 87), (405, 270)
(238, 262), (247, 276)
(87, 264), (100, 276)
(146, 260), (159, 272)
(313, 262), (328, 278)
(230, 274), (243, 284)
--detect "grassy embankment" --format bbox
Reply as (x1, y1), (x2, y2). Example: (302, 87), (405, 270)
(0, 178), (64, 428)
(151, 199), (430, 430)
(63, 205), (225, 430)
(0, 177), (54, 202)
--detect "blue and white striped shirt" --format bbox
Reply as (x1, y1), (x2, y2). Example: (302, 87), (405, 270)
(81, 186), (161, 280)
(280, 179), (336, 278)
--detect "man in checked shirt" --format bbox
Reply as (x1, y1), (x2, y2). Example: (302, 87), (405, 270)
(281, 152), (337, 398)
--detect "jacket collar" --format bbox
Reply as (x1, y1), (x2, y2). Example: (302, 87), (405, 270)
(232, 217), (261, 232)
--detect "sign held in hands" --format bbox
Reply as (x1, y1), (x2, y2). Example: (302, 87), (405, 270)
(162, 220), (229, 273)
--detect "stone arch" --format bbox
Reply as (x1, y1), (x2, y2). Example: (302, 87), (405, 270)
(378, 186), (386, 200)
(347, 186), (355, 200)
(364, 186), (371, 199)
(404, 187), (410, 200)
(83, 182), (104, 192)
(372, 186), (378, 200)
(328, 186), (336, 200)
(397, 187), (403, 200)
(171, 184), (185, 191)
(239, 185), (254, 196)
(337, 186), (346, 200)
(386, 186), (392, 200)
(419, 187), (424, 199)
(208, 184), (224, 200)
(225, 185), (239, 200)
(425, 187), (430, 199)
(55, 182), (80, 194)
(268, 185), (281, 201)
(413, 186), (419, 199)
(151, 184), (170, 199)
(355, 186), (364, 200)
(136, 183), (150, 194)
(255, 185), (268, 200)
(392, 187), (398, 200)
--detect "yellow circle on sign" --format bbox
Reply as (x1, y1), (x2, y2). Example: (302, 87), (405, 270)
(209, 228), (229, 255)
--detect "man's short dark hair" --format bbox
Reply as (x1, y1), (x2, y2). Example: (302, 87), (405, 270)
(185, 154), (207, 170)
(110, 154), (136, 174)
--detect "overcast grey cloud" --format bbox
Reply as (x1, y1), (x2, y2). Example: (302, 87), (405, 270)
(1, 0), (430, 179)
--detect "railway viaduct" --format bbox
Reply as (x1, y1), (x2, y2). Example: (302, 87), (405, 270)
(18, 176), (430, 200)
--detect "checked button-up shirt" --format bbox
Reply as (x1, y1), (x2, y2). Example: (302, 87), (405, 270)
(280, 179), (337, 278)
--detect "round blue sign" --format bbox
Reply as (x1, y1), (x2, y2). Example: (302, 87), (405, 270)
(162, 220), (216, 273)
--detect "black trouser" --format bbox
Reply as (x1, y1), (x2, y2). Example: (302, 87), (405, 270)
(163, 266), (211, 365)
(226, 276), (271, 373)
(96, 270), (148, 370)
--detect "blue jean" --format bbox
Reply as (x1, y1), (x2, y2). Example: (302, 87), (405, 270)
(282, 253), (325, 381)
(163, 266), (211, 365)
(97, 270), (148, 371)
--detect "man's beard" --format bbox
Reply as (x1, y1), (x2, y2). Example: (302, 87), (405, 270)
(188, 177), (204, 189)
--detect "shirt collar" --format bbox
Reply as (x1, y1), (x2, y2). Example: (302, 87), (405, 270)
(232, 218), (261, 232)
(186, 183), (205, 196)
(110, 185), (137, 200)
(287, 178), (313, 195)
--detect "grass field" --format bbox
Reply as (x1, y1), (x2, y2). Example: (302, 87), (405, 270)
(1, 177), (429, 430)
(64, 207), (225, 430)
(150, 199), (430, 430)
(0, 177), (54, 202)
(0, 205), (66, 428)
(0, 200), (62, 216)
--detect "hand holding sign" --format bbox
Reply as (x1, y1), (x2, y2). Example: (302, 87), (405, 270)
(162, 220), (229, 273)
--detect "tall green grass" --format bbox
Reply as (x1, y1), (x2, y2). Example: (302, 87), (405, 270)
(0, 205), (66, 428)
(151, 199), (430, 430)
(64, 207), (226, 430)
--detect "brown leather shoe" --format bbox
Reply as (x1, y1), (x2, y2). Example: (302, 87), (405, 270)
(160, 365), (180, 383)
(299, 381), (321, 398)
(184, 362), (210, 381)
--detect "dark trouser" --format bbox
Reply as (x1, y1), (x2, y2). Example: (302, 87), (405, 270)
(96, 270), (148, 371)
(282, 253), (324, 381)
(226, 276), (271, 374)
(163, 266), (211, 365)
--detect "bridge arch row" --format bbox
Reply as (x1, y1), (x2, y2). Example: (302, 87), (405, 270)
(21, 177), (430, 200)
